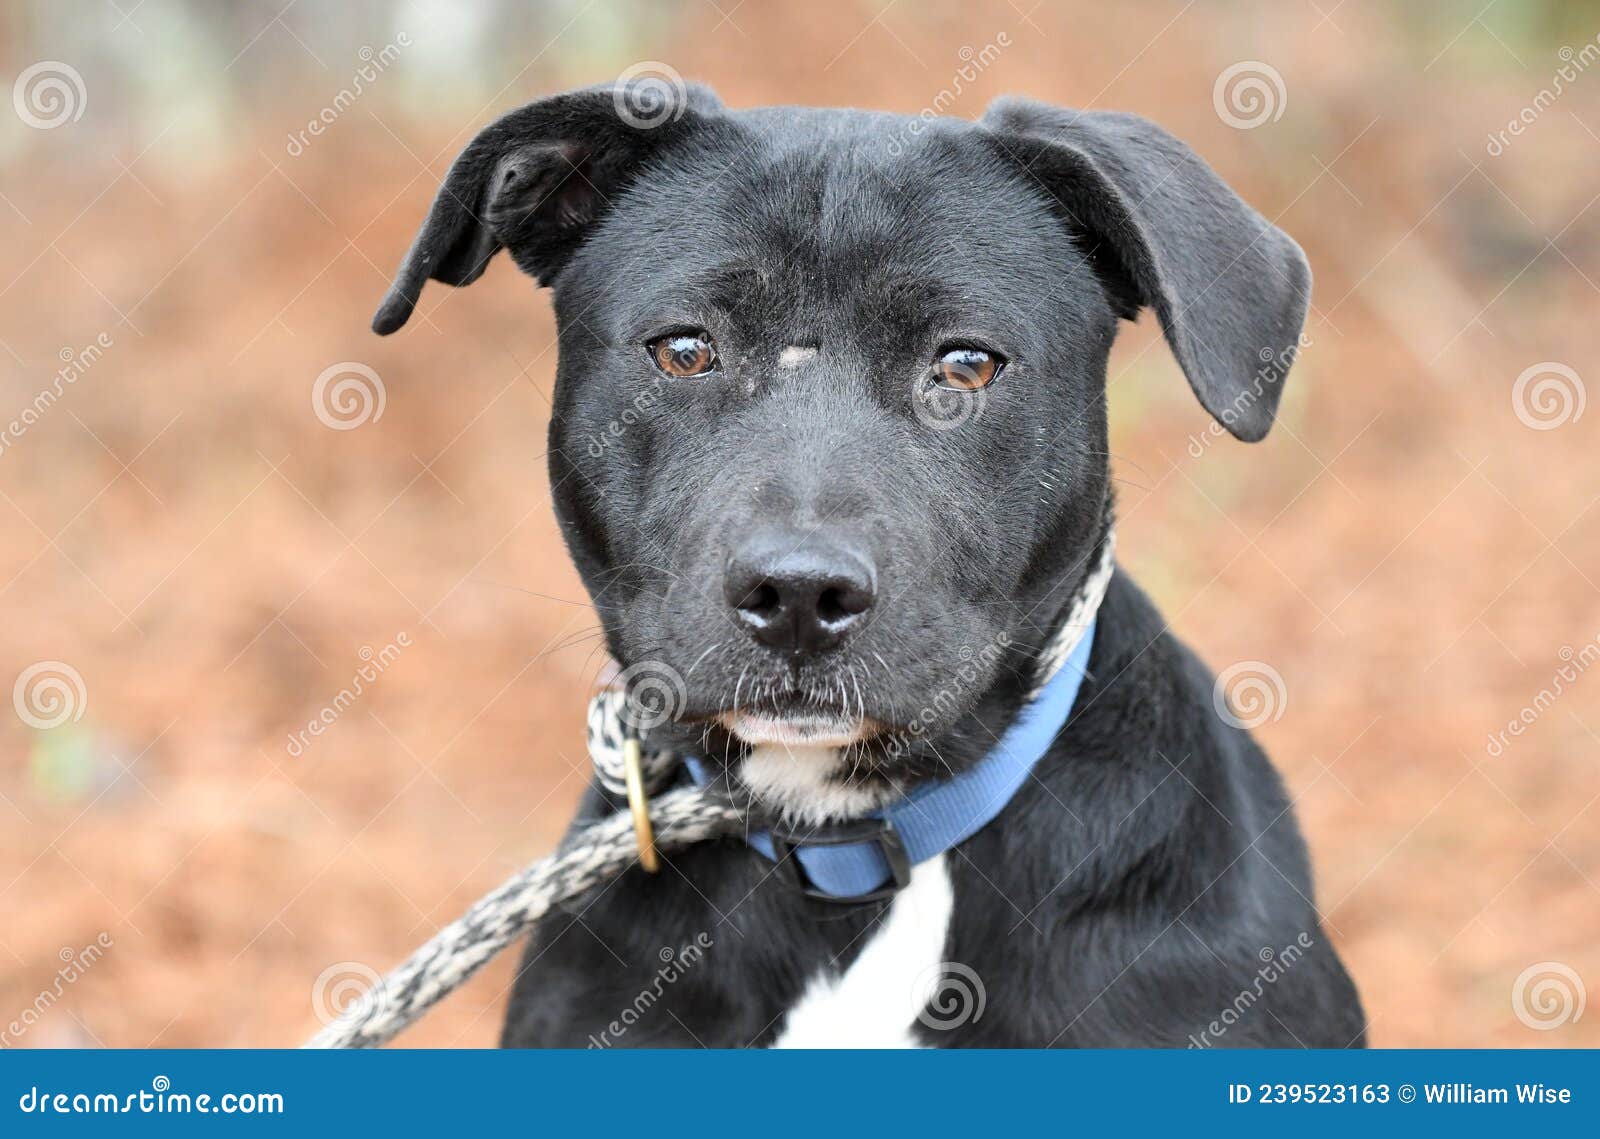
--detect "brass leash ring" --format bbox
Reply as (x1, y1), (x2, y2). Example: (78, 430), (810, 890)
(621, 735), (660, 873)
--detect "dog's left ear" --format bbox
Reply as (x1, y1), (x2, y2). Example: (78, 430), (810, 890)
(981, 99), (1309, 442)
(373, 81), (723, 334)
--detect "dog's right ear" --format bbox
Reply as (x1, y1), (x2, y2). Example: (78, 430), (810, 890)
(373, 81), (722, 335)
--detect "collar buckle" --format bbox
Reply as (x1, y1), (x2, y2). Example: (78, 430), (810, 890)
(768, 815), (912, 905)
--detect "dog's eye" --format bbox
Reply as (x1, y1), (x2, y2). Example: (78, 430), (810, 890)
(647, 332), (719, 378)
(930, 346), (1004, 390)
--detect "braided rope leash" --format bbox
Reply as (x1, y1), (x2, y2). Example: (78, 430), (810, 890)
(304, 787), (742, 1048)
(304, 527), (1116, 1048)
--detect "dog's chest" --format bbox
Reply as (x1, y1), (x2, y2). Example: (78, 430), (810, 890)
(770, 854), (955, 1047)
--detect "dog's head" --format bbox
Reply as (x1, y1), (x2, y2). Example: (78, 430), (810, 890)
(377, 82), (1308, 813)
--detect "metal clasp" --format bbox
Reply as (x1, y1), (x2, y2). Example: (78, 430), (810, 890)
(768, 815), (911, 904)
(621, 735), (659, 873)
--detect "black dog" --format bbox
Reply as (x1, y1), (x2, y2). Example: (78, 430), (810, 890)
(375, 81), (1364, 1047)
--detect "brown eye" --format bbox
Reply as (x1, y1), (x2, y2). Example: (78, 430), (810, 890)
(648, 332), (719, 378)
(931, 346), (1003, 390)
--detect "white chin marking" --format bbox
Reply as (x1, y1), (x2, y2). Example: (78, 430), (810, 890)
(739, 742), (896, 826)
(727, 712), (892, 824)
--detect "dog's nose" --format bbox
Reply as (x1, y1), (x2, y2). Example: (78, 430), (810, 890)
(723, 530), (876, 656)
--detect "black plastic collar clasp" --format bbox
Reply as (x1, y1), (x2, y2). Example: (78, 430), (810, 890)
(767, 815), (912, 905)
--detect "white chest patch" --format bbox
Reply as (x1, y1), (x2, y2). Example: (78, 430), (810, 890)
(770, 854), (955, 1048)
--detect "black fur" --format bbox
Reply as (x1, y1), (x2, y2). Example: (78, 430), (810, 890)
(377, 81), (1364, 1048)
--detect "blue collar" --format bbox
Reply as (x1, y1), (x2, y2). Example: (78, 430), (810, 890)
(684, 616), (1097, 904)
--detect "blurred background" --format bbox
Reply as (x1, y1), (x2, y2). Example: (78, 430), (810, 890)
(1, 0), (1597, 1048)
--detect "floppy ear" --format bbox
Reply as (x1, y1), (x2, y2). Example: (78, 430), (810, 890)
(980, 99), (1310, 442)
(373, 81), (723, 335)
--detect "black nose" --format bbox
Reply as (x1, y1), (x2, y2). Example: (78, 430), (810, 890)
(723, 529), (876, 656)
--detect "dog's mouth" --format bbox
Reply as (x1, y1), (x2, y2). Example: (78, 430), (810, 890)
(715, 691), (882, 748)
(718, 709), (879, 747)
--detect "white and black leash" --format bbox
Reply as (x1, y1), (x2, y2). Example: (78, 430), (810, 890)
(304, 784), (741, 1049)
(305, 531), (1114, 1049)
